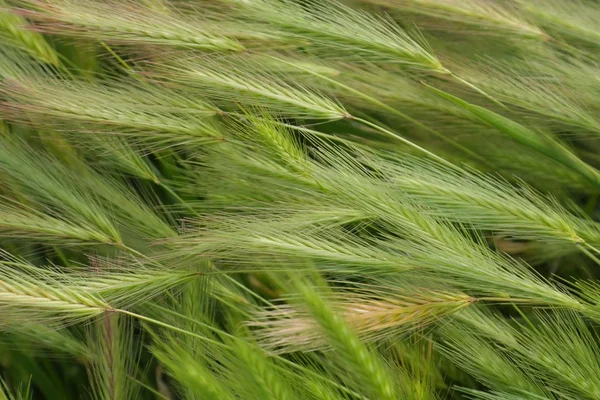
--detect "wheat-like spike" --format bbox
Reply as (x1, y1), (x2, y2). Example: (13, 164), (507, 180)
(516, 0), (600, 48)
(0, 260), (111, 328)
(1, 74), (223, 148)
(0, 0), (58, 64)
(248, 54), (341, 78)
(87, 314), (141, 400)
(17, 0), (245, 51)
(76, 255), (200, 306)
(0, 252), (207, 345)
(80, 135), (159, 183)
(457, 389), (548, 400)
(235, 0), (445, 71)
(449, 307), (600, 399)
(2, 80), (177, 242)
(249, 288), (473, 353)
(540, 58), (600, 110)
(512, 311), (600, 399)
(246, 115), (306, 167)
(362, 0), (546, 40)
(181, 135), (585, 308)
(439, 318), (551, 397)
(334, 64), (469, 117)
(0, 137), (123, 245)
(226, 112), (308, 172)
(472, 137), (594, 192)
(455, 62), (600, 136)
(280, 136), (597, 254)
(151, 333), (235, 400)
(314, 136), (589, 263)
(0, 135), (176, 244)
(565, 280), (600, 326)
(0, 198), (115, 245)
(335, 61), (600, 169)
(149, 277), (391, 400)
(152, 55), (349, 121)
(230, 337), (300, 400)
(167, 217), (414, 274)
(7, 324), (92, 359)
(296, 278), (397, 400)
(145, 278), (239, 399)
(376, 154), (600, 250)
(78, 167), (177, 240)
(0, 47), (221, 146)
(150, 54), (451, 163)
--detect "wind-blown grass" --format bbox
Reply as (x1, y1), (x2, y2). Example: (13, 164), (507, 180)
(2, 1), (600, 399)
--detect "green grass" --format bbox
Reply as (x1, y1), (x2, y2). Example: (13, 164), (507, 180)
(2, 0), (600, 399)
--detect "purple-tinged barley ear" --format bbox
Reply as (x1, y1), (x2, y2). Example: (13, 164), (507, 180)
(9, 7), (37, 18)
(22, 23), (44, 33)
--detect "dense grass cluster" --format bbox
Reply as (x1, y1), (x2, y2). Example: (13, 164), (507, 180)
(2, 0), (600, 399)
